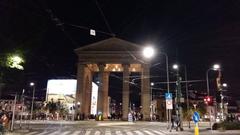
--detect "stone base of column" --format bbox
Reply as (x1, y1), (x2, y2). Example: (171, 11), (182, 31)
(122, 117), (128, 121)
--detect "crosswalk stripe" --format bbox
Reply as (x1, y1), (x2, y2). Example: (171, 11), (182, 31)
(134, 131), (144, 135)
(105, 129), (111, 135)
(85, 130), (91, 135)
(61, 131), (71, 135)
(72, 131), (81, 135)
(125, 130), (134, 135)
(116, 131), (123, 135)
(94, 131), (101, 135)
(143, 130), (155, 135)
(48, 131), (62, 135)
(37, 131), (49, 135)
(25, 131), (38, 135)
(152, 130), (165, 135)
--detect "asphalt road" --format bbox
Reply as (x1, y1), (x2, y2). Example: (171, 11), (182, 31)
(4, 121), (240, 135)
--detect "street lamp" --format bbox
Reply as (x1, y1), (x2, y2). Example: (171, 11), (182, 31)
(143, 46), (155, 59)
(143, 46), (170, 124)
(30, 82), (35, 121)
(150, 82), (154, 121)
(222, 83), (227, 87)
(206, 64), (220, 128)
(173, 64), (190, 128)
(172, 64), (184, 131)
(206, 64), (220, 96)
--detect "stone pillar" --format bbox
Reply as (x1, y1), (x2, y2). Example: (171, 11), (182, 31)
(76, 63), (86, 115)
(83, 69), (93, 119)
(97, 64), (105, 115)
(141, 64), (150, 120)
(102, 72), (110, 119)
(122, 64), (130, 120)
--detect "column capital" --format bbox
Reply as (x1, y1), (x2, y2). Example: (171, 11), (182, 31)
(122, 63), (130, 67)
(97, 63), (106, 72)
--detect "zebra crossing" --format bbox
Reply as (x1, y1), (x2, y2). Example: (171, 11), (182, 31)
(22, 128), (167, 135)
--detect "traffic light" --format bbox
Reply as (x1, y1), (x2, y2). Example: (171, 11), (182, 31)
(204, 96), (213, 106)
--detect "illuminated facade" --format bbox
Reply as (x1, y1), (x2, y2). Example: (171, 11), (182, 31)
(75, 37), (151, 120)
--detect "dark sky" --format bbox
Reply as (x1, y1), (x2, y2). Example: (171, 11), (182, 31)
(0, 0), (240, 100)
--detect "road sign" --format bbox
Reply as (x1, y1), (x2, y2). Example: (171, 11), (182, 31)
(165, 93), (173, 109)
(192, 111), (200, 123)
(166, 99), (173, 109)
(165, 93), (172, 100)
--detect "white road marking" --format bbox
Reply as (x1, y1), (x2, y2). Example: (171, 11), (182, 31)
(134, 131), (144, 135)
(48, 131), (61, 135)
(143, 130), (155, 135)
(85, 130), (91, 135)
(61, 131), (71, 135)
(152, 130), (165, 135)
(105, 129), (111, 135)
(25, 131), (38, 135)
(72, 131), (82, 135)
(37, 131), (49, 135)
(94, 131), (101, 135)
(125, 130), (134, 135)
(116, 130), (123, 135)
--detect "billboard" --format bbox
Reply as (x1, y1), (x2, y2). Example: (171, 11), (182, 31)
(46, 79), (76, 104)
(46, 79), (98, 114)
(90, 82), (98, 115)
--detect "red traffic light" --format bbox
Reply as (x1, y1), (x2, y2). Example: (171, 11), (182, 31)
(204, 96), (213, 105)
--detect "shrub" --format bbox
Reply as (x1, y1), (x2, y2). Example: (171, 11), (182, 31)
(212, 121), (240, 130)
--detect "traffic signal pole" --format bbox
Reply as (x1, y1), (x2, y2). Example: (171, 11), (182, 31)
(176, 72), (183, 131)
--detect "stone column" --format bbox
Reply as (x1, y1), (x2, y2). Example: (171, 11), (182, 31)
(97, 64), (105, 115)
(141, 64), (150, 120)
(122, 64), (130, 120)
(102, 72), (110, 119)
(83, 68), (93, 119)
(76, 63), (86, 115)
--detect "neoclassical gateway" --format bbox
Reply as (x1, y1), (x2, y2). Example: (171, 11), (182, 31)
(74, 37), (151, 120)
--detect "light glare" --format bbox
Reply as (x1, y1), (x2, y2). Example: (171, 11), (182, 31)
(143, 46), (154, 59)
(173, 64), (179, 70)
(213, 64), (220, 70)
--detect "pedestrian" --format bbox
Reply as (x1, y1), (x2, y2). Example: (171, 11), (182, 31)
(170, 114), (175, 132)
(0, 111), (9, 133)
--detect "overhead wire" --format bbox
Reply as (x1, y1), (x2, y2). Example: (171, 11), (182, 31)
(94, 0), (115, 37)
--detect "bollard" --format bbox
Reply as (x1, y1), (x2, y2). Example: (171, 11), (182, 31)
(194, 123), (199, 135)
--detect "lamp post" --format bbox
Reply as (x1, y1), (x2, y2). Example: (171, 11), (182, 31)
(221, 83), (227, 121)
(173, 64), (183, 131)
(206, 64), (220, 128)
(173, 64), (190, 128)
(143, 46), (170, 123)
(206, 64), (220, 96)
(30, 82), (35, 121)
(150, 82), (154, 121)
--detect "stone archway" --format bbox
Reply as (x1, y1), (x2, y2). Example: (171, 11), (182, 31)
(75, 37), (151, 120)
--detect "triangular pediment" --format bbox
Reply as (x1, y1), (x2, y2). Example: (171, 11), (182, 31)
(75, 37), (141, 53)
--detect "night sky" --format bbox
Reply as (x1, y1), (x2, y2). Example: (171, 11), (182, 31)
(0, 1), (240, 101)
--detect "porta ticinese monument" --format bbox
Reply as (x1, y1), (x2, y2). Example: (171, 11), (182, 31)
(74, 37), (151, 120)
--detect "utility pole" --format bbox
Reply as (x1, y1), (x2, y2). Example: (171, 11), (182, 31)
(20, 89), (25, 129)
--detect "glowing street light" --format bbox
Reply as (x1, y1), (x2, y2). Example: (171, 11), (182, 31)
(30, 82), (35, 121)
(172, 64), (179, 70)
(213, 64), (220, 70)
(222, 83), (227, 87)
(143, 46), (155, 59)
